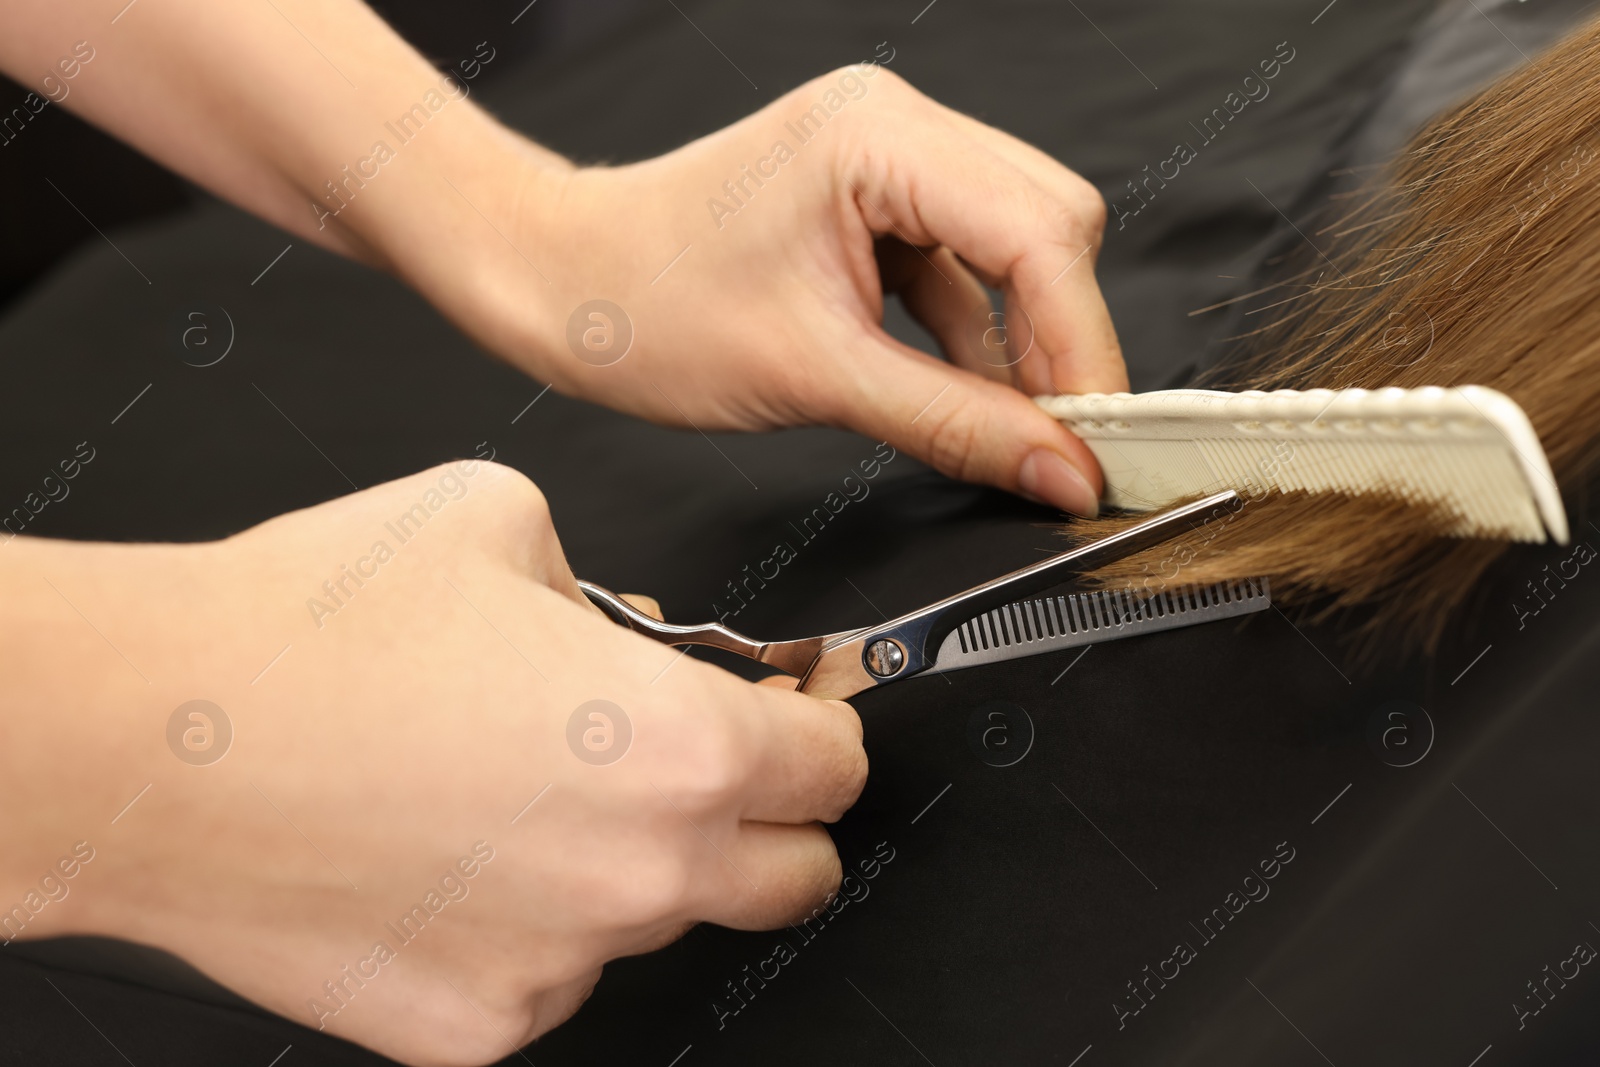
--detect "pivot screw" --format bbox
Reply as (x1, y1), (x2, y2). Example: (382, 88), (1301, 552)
(864, 638), (906, 678)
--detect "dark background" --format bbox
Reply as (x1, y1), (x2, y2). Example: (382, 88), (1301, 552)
(4, 1), (1600, 1065)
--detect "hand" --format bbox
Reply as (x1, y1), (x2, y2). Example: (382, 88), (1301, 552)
(1, 4), (1120, 515)
(425, 66), (1125, 517)
(1, 462), (866, 1067)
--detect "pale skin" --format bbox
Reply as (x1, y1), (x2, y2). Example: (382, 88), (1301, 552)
(0, 2), (1127, 1064)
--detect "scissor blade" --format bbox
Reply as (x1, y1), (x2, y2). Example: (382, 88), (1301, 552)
(798, 491), (1246, 699)
(905, 489), (1244, 642)
(933, 577), (1271, 673)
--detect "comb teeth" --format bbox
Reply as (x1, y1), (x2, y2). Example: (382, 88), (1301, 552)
(1037, 387), (1568, 544)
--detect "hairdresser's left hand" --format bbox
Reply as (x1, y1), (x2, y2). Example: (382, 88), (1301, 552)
(419, 66), (1124, 517)
(1, 0), (1119, 516)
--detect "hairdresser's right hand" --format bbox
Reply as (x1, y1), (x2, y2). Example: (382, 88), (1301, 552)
(0, 462), (866, 1067)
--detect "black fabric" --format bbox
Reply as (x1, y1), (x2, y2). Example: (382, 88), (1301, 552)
(4, 1), (1600, 1064)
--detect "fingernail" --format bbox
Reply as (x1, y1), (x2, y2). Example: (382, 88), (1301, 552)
(1018, 449), (1100, 518)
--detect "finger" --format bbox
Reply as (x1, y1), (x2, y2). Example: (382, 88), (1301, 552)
(692, 821), (844, 931)
(526, 969), (604, 1042)
(471, 462), (592, 605)
(756, 674), (799, 689)
(739, 684), (866, 824)
(940, 107), (1105, 230)
(619, 593), (663, 621)
(932, 111), (1128, 395)
(1009, 285), (1061, 398)
(841, 90), (1127, 394)
(816, 327), (1103, 516)
(880, 240), (1012, 384)
(626, 918), (698, 957)
(1017, 238), (1127, 396)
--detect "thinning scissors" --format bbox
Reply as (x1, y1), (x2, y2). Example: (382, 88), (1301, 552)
(580, 490), (1267, 701)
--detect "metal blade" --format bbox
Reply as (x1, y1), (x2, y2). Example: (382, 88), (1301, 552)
(932, 577), (1271, 673)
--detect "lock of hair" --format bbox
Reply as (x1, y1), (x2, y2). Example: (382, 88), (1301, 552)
(1038, 387), (1568, 544)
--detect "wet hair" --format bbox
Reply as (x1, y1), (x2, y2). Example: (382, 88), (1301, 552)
(1071, 15), (1600, 654)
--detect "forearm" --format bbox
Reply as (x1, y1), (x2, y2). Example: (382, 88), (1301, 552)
(0, 537), (173, 942)
(0, 0), (572, 278)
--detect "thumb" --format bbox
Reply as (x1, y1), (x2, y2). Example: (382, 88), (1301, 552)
(829, 332), (1104, 516)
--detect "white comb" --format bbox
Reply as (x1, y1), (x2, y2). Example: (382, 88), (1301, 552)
(1036, 387), (1568, 544)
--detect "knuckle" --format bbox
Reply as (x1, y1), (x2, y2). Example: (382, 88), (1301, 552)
(649, 678), (762, 800)
(780, 832), (844, 922)
(820, 843), (846, 898)
(824, 741), (869, 823)
(862, 64), (908, 94)
(474, 463), (559, 546)
(607, 848), (695, 925)
(556, 831), (692, 927)
(1041, 183), (1105, 247)
(917, 396), (983, 483)
(795, 63), (909, 124)
(1071, 182), (1109, 236)
(805, 842), (846, 906)
(481, 461), (550, 513)
(668, 706), (754, 809)
(434, 997), (537, 1066)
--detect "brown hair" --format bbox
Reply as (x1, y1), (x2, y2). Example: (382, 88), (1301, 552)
(1071, 16), (1600, 654)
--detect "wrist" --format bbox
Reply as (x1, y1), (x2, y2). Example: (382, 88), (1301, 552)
(307, 97), (579, 384)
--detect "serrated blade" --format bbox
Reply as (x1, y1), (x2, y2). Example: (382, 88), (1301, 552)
(933, 577), (1271, 672)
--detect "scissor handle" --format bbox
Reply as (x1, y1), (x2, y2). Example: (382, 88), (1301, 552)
(578, 581), (772, 659)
